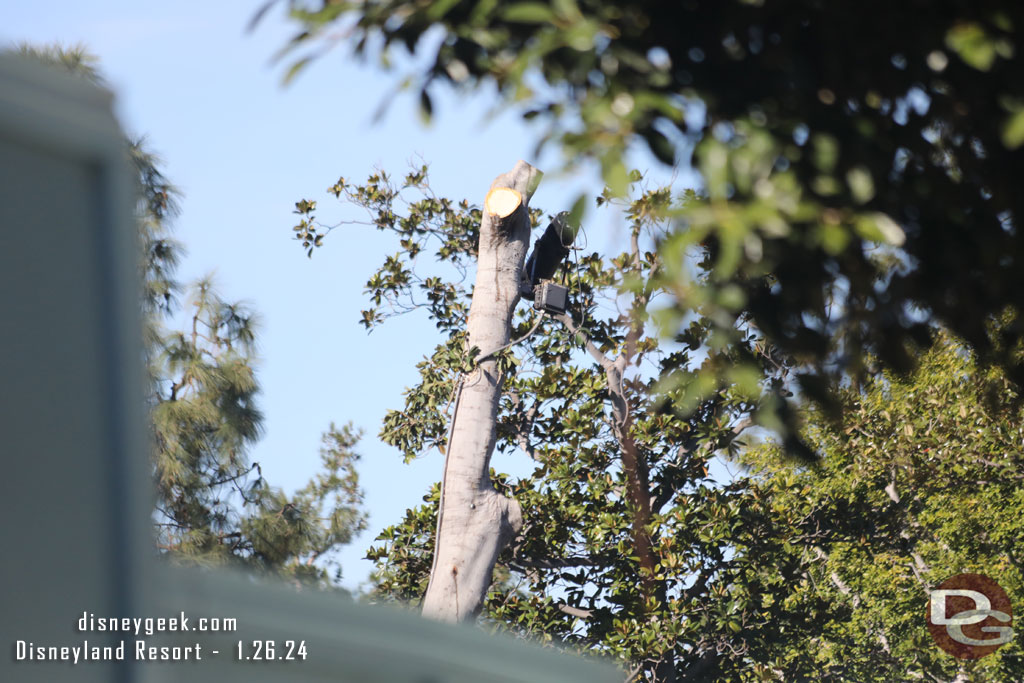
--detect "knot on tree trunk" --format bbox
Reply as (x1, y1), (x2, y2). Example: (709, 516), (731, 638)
(494, 491), (523, 545)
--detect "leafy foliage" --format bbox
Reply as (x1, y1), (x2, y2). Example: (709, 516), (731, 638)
(743, 335), (1024, 681)
(298, 164), (1023, 680)
(273, 0), (1024, 453)
(294, 166), (814, 679)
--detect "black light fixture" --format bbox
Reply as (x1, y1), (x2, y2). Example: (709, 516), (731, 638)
(520, 214), (576, 313)
(533, 280), (569, 314)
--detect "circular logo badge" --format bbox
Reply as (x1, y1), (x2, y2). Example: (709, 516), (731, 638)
(927, 573), (1013, 659)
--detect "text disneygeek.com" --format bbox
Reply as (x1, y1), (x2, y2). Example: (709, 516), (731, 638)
(12, 612), (308, 663)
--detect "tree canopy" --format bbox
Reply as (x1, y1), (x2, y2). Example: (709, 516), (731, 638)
(275, 0), (1024, 448)
(296, 165), (783, 680)
(134, 120), (368, 588)
(741, 332), (1024, 680)
(295, 164), (1023, 681)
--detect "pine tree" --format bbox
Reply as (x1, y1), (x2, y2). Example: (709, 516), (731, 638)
(130, 111), (368, 590)
(14, 43), (368, 588)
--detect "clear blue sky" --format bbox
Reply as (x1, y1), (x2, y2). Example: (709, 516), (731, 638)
(3, 1), (688, 589)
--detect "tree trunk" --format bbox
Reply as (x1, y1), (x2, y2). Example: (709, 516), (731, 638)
(421, 160), (542, 622)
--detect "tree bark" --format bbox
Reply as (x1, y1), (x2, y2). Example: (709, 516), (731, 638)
(421, 161), (542, 622)
(553, 231), (675, 682)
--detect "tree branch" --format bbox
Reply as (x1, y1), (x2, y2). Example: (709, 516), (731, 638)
(553, 312), (615, 373)
(557, 603), (593, 619)
(509, 555), (606, 571)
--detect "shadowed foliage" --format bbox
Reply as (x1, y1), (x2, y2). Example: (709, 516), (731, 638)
(272, 0), (1024, 453)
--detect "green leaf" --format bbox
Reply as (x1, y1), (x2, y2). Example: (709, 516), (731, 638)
(469, 0), (500, 24)
(811, 134), (838, 173)
(946, 22), (997, 71)
(853, 212), (905, 247)
(419, 88), (433, 123)
(1002, 109), (1024, 149)
(565, 193), (587, 236)
(501, 3), (557, 23)
(602, 156), (630, 197)
(645, 127), (676, 166)
(426, 0), (462, 21)
(552, 0), (583, 22)
(845, 166), (874, 204)
(282, 56), (313, 85)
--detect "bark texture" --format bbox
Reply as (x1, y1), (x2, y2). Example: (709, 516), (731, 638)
(421, 161), (542, 622)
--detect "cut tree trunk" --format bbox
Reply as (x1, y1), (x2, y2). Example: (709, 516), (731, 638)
(421, 160), (543, 622)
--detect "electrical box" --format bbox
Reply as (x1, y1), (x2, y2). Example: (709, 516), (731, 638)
(533, 281), (568, 314)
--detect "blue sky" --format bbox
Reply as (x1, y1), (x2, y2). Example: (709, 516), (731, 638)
(3, 1), (687, 589)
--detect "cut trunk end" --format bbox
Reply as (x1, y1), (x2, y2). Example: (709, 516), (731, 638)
(484, 187), (523, 218)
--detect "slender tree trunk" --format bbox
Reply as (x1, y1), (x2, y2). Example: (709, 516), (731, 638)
(555, 231), (676, 681)
(421, 161), (542, 622)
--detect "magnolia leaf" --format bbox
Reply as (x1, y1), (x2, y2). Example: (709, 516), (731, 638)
(854, 212), (905, 247)
(1002, 109), (1024, 149)
(502, 3), (557, 23)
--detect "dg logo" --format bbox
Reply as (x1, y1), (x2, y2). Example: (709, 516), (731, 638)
(928, 573), (1014, 659)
